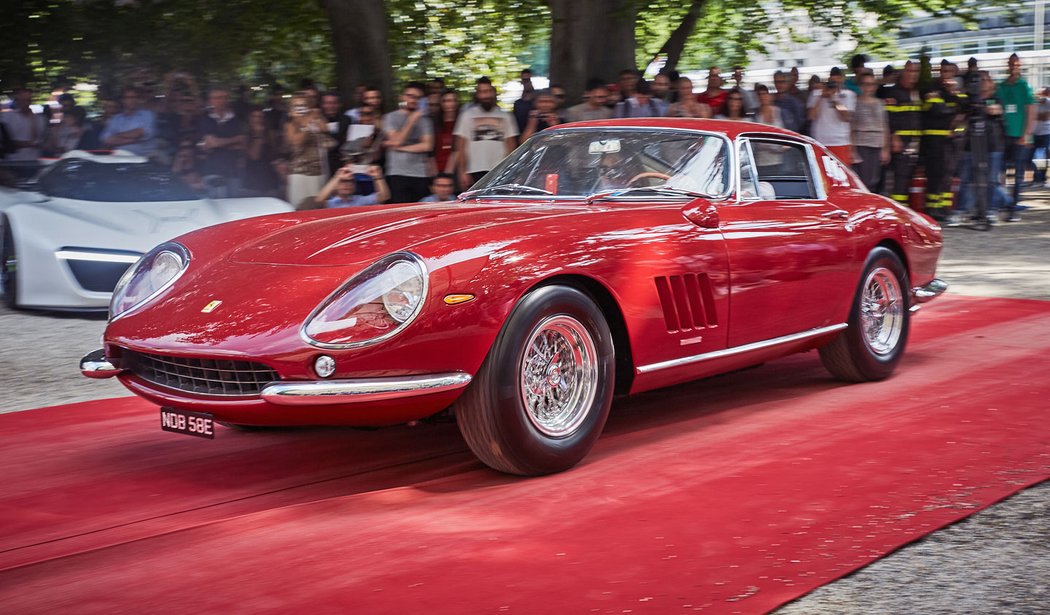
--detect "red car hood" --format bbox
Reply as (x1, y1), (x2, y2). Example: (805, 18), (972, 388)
(228, 201), (593, 267)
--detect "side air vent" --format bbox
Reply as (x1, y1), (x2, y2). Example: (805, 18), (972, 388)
(654, 273), (718, 333)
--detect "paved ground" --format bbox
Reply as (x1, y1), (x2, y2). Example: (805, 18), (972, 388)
(1, 192), (1047, 612)
(777, 192), (1050, 614)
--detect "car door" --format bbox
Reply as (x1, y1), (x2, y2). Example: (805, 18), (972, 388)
(716, 137), (856, 348)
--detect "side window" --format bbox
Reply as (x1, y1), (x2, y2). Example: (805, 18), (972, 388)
(748, 140), (818, 199)
(737, 142), (760, 200)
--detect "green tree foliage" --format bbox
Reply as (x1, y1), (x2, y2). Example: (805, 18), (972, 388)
(385, 0), (549, 91)
(635, 0), (980, 73)
(1, 0), (333, 98)
(1, 0), (986, 103)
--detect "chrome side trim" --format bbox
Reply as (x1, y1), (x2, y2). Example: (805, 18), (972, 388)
(636, 324), (848, 375)
(261, 372), (472, 406)
(912, 278), (948, 303)
(80, 349), (123, 379)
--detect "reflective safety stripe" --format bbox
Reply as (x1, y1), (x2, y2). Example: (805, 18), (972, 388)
(895, 130), (924, 136)
(923, 129), (952, 136)
(954, 126), (967, 133)
(886, 105), (923, 112)
(924, 97), (945, 104)
(891, 193), (909, 201)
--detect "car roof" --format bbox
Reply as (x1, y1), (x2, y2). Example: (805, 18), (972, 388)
(554, 118), (806, 141)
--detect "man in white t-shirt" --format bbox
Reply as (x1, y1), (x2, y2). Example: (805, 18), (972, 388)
(807, 67), (857, 165)
(453, 78), (519, 189)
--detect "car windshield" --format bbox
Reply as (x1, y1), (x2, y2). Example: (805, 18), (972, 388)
(467, 128), (729, 200)
(35, 158), (199, 202)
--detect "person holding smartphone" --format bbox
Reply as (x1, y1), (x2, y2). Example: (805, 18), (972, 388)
(520, 89), (564, 140)
(808, 66), (856, 165)
(314, 163), (389, 208)
(382, 82), (433, 203)
(284, 92), (336, 208)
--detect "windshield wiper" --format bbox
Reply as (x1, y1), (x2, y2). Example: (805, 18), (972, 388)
(458, 183), (554, 200)
(585, 186), (710, 203)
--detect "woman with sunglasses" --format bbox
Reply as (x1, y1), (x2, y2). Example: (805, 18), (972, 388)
(714, 88), (748, 120)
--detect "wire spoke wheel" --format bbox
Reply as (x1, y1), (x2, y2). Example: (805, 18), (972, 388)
(455, 285), (615, 475)
(819, 247), (910, 382)
(859, 266), (904, 356)
(519, 315), (599, 438)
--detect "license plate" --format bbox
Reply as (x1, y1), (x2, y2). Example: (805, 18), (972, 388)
(160, 407), (215, 439)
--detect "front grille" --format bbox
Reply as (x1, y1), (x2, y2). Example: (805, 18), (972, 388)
(124, 350), (280, 396)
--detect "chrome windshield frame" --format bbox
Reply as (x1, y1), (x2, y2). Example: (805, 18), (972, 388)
(461, 126), (736, 202)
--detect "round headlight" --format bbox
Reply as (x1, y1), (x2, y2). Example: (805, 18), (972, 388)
(382, 261), (425, 323)
(303, 252), (428, 348)
(110, 242), (190, 320)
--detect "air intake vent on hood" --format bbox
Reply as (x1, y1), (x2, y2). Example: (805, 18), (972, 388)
(654, 273), (718, 333)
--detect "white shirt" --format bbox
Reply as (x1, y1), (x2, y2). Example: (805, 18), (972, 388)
(807, 88), (856, 147)
(1, 109), (47, 161)
(452, 106), (519, 174)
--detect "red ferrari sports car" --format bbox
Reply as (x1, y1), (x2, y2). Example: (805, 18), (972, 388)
(82, 119), (945, 475)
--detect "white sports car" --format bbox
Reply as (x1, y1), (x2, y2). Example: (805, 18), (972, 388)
(0, 151), (293, 310)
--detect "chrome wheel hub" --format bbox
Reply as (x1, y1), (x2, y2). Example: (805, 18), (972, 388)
(519, 314), (599, 437)
(859, 266), (904, 356)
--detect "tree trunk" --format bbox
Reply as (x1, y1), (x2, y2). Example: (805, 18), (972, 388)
(547, 0), (638, 103)
(321, 0), (394, 109)
(654, 0), (706, 74)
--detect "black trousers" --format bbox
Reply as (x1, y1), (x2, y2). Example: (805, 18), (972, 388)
(921, 135), (953, 212)
(890, 139), (919, 205)
(853, 146), (882, 192)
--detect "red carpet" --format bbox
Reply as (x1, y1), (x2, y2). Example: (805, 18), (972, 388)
(1, 294), (1048, 614)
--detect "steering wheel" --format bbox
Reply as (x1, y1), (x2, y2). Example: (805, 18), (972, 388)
(627, 172), (671, 187)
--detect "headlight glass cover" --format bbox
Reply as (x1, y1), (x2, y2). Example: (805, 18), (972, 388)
(109, 242), (190, 320)
(303, 253), (428, 348)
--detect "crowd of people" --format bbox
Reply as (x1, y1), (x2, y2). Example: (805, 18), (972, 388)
(0, 55), (1044, 225)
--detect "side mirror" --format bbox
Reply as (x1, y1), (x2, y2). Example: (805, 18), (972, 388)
(681, 197), (720, 229)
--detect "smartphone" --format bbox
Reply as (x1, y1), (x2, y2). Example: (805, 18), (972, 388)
(351, 164), (369, 174)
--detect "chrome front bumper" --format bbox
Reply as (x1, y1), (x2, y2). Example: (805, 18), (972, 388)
(259, 373), (472, 406)
(910, 278), (948, 311)
(79, 349), (471, 405)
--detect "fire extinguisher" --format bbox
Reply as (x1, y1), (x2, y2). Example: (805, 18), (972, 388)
(909, 169), (926, 212)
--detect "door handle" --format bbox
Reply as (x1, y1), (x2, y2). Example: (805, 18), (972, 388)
(822, 209), (849, 220)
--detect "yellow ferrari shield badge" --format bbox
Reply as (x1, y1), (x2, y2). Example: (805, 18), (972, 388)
(201, 300), (223, 313)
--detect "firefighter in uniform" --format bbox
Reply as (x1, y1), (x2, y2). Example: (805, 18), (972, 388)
(878, 60), (923, 207)
(921, 60), (966, 221)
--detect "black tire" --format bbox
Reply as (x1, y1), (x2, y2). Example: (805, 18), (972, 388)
(456, 285), (615, 476)
(1, 216), (18, 310)
(820, 247), (910, 382)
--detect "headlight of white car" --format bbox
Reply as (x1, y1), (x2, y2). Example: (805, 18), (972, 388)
(303, 252), (428, 348)
(109, 242), (190, 320)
